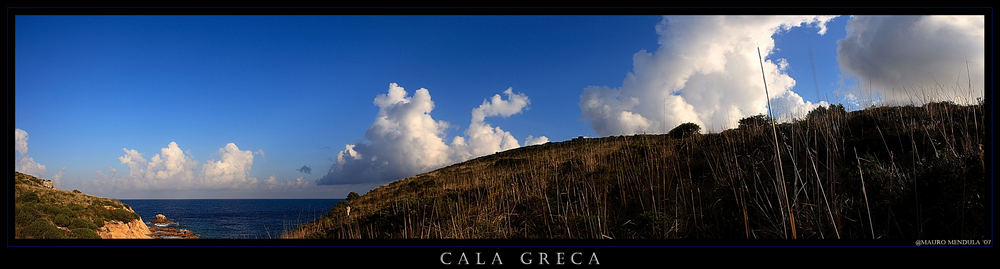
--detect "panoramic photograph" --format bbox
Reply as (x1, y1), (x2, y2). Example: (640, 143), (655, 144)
(11, 13), (987, 245)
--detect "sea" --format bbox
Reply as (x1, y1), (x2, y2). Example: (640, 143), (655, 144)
(121, 199), (343, 239)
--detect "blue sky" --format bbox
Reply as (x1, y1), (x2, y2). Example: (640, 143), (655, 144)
(14, 15), (983, 199)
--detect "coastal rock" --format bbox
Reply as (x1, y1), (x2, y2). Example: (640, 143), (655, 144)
(148, 214), (198, 239)
(153, 228), (198, 239)
(153, 214), (173, 224)
(97, 218), (152, 239)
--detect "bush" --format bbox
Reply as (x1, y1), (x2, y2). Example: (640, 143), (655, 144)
(23, 219), (65, 239)
(69, 204), (86, 213)
(53, 213), (72, 227)
(95, 199), (119, 208)
(88, 204), (139, 223)
(70, 217), (98, 230)
(626, 211), (668, 238)
(668, 122), (701, 139)
(39, 203), (72, 216)
(805, 104), (846, 122)
(19, 191), (40, 203)
(16, 206), (42, 227)
(105, 209), (140, 223)
(347, 192), (361, 202)
(738, 114), (769, 130)
(71, 228), (101, 239)
(73, 189), (82, 194)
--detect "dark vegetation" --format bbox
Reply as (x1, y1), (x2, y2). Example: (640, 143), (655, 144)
(14, 172), (139, 239)
(668, 122), (701, 139)
(347, 192), (361, 202)
(288, 101), (986, 239)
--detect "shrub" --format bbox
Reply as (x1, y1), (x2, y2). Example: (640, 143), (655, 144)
(70, 217), (98, 230)
(347, 192), (361, 202)
(16, 206), (42, 227)
(805, 104), (846, 122)
(96, 200), (117, 207)
(634, 211), (667, 238)
(738, 114), (769, 130)
(19, 191), (40, 203)
(39, 204), (72, 217)
(73, 189), (82, 194)
(668, 122), (701, 139)
(69, 204), (86, 213)
(106, 209), (140, 223)
(71, 228), (101, 239)
(53, 213), (72, 227)
(23, 219), (65, 239)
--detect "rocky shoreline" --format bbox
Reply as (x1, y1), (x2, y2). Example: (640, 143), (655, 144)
(97, 218), (152, 239)
(149, 214), (198, 239)
(96, 206), (152, 239)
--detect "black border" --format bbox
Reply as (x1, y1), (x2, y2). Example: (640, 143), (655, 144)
(3, 6), (994, 15)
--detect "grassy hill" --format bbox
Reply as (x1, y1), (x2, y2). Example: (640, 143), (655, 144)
(14, 172), (141, 239)
(287, 102), (986, 240)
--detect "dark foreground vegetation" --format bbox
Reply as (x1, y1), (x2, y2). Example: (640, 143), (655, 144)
(14, 172), (140, 239)
(288, 102), (986, 240)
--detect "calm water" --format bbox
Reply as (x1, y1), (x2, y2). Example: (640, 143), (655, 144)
(121, 199), (342, 239)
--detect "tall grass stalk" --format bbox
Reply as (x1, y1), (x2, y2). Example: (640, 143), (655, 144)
(854, 147), (875, 239)
(758, 46), (796, 239)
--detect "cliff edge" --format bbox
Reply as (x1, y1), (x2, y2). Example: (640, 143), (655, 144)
(96, 206), (152, 239)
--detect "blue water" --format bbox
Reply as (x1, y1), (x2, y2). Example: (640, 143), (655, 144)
(121, 199), (343, 239)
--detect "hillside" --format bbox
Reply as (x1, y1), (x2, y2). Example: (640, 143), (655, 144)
(13, 172), (151, 239)
(287, 102), (986, 240)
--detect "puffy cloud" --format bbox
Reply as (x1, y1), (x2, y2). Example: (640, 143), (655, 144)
(15, 128), (29, 154)
(97, 141), (289, 192)
(580, 15), (837, 135)
(837, 15), (985, 105)
(770, 91), (829, 123)
(201, 143), (257, 187)
(470, 88), (530, 122)
(321, 83), (452, 185)
(262, 176), (311, 190)
(297, 165), (312, 174)
(17, 156), (48, 177)
(14, 128), (47, 177)
(450, 88), (530, 161)
(336, 144), (361, 164)
(319, 83), (546, 185)
(52, 167), (67, 188)
(111, 141), (199, 189)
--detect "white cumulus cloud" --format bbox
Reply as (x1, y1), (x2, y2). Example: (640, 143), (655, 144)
(450, 88), (530, 161)
(837, 15), (985, 105)
(524, 135), (549, 146)
(52, 167), (67, 188)
(580, 15), (835, 136)
(112, 141), (199, 189)
(319, 83), (546, 185)
(322, 83), (452, 185)
(14, 128), (47, 177)
(17, 156), (48, 177)
(15, 128), (29, 154)
(201, 143), (257, 187)
(96, 141), (303, 193)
